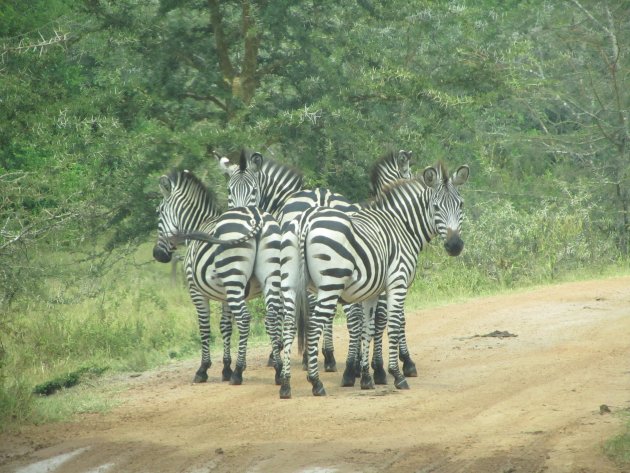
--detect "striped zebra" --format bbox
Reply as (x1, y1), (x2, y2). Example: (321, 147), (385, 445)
(217, 150), (361, 373)
(281, 162), (469, 398)
(217, 149), (415, 378)
(152, 169), (283, 385)
(363, 150), (418, 385)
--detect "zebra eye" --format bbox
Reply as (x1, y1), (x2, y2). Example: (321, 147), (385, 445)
(433, 204), (440, 212)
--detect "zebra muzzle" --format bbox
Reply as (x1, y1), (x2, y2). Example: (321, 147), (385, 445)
(444, 230), (464, 257)
(153, 245), (173, 263)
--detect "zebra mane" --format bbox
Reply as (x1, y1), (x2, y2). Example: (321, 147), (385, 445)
(437, 160), (449, 184)
(368, 177), (424, 209)
(239, 149), (248, 173)
(259, 154), (303, 183)
(168, 169), (223, 214)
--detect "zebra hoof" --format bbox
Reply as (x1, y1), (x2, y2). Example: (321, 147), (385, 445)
(229, 367), (244, 385)
(279, 379), (292, 399)
(221, 366), (233, 382)
(193, 373), (208, 383)
(309, 377), (326, 396)
(341, 362), (356, 387)
(403, 360), (418, 378)
(193, 361), (211, 383)
(373, 362), (387, 385)
(360, 372), (375, 390)
(323, 349), (337, 372)
(394, 377), (410, 390)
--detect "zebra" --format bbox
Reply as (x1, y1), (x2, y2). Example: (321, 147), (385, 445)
(217, 150), (361, 373)
(363, 150), (418, 385)
(152, 169), (283, 386)
(280, 162), (469, 398)
(218, 149), (419, 390)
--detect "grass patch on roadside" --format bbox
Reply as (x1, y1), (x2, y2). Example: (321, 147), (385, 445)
(405, 244), (630, 311)
(31, 379), (123, 425)
(604, 412), (630, 468)
(0, 241), (274, 431)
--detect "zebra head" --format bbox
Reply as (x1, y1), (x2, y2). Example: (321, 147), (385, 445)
(153, 170), (220, 263)
(226, 150), (263, 208)
(370, 149), (413, 197)
(423, 162), (469, 257)
(153, 174), (179, 263)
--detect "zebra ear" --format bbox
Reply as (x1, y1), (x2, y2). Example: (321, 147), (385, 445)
(452, 165), (470, 186)
(159, 175), (172, 198)
(397, 150), (412, 164)
(423, 166), (438, 189)
(249, 152), (263, 172)
(217, 156), (235, 179)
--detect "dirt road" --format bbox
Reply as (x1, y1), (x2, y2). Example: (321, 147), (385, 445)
(2, 277), (629, 473)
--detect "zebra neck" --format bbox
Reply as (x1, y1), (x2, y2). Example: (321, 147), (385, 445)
(180, 207), (221, 234)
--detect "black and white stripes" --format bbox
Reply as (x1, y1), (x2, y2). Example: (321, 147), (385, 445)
(279, 162), (469, 398)
(153, 169), (283, 386)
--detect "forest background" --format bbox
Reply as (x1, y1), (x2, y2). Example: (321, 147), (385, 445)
(0, 0), (628, 428)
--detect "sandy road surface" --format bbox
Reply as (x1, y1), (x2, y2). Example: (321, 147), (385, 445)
(1, 277), (629, 473)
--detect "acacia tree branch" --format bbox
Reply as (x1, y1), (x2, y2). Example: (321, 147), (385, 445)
(1, 30), (71, 61)
(0, 210), (79, 252)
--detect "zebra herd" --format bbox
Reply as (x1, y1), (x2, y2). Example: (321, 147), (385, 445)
(153, 149), (469, 398)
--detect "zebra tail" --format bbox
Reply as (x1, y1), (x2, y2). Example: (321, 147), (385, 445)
(295, 215), (312, 355)
(171, 210), (264, 246)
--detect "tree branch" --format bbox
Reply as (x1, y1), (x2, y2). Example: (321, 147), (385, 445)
(181, 92), (228, 111)
(207, 0), (235, 82)
(240, 0), (261, 103)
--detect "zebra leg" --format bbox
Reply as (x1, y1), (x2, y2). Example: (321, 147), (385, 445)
(386, 291), (410, 390)
(302, 293), (316, 370)
(219, 302), (234, 382)
(190, 292), (212, 383)
(279, 227), (301, 399)
(398, 319), (418, 377)
(341, 303), (362, 387)
(261, 281), (283, 386)
(279, 286), (297, 399)
(359, 299), (377, 390)
(322, 315), (336, 372)
(226, 294), (251, 386)
(306, 301), (330, 396)
(371, 295), (388, 385)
